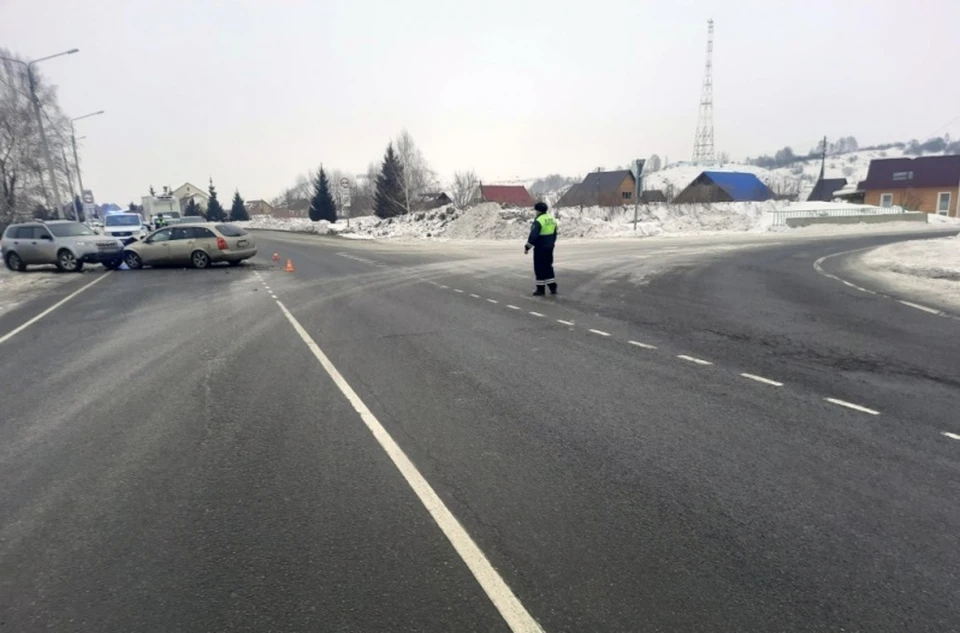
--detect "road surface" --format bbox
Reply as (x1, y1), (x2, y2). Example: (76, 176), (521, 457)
(1, 228), (958, 632)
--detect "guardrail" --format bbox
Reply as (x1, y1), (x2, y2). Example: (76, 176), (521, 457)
(769, 205), (905, 227)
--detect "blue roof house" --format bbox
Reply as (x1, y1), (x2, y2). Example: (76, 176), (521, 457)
(673, 171), (774, 203)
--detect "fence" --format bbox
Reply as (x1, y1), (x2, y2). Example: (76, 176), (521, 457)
(768, 205), (905, 227)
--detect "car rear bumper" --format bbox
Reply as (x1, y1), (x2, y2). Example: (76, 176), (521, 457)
(213, 247), (258, 262)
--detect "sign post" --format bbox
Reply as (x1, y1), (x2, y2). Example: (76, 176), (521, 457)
(339, 177), (352, 227)
(632, 159), (645, 231)
(81, 189), (97, 220)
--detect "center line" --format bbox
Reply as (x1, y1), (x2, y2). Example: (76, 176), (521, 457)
(487, 299), (499, 304)
(942, 432), (960, 441)
(556, 319), (574, 326)
(824, 398), (880, 415)
(454, 289), (464, 293)
(273, 300), (544, 632)
(439, 285), (449, 289)
(629, 340), (657, 349)
(469, 293), (480, 298)
(507, 305), (521, 310)
(741, 373), (783, 387)
(588, 329), (611, 336)
(677, 355), (713, 365)
(529, 311), (545, 317)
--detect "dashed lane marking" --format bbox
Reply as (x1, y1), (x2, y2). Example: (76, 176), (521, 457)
(273, 299), (545, 633)
(507, 305), (521, 310)
(629, 340), (657, 349)
(677, 355), (713, 366)
(588, 329), (611, 337)
(740, 373), (784, 387)
(942, 432), (960, 441)
(469, 293), (481, 298)
(487, 299), (499, 304)
(454, 289), (465, 293)
(897, 300), (941, 315)
(556, 319), (575, 326)
(529, 311), (545, 317)
(439, 285), (449, 289)
(824, 398), (880, 415)
(0, 272), (112, 347)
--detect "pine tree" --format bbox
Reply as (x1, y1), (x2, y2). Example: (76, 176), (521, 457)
(374, 143), (406, 219)
(184, 198), (202, 216)
(206, 178), (226, 221)
(309, 166), (337, 222)
(229, 190), (249, 221)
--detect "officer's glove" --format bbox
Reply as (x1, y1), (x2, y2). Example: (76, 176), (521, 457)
(524, 245), (531, 255)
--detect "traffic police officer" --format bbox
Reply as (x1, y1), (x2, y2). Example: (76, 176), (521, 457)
(524, 201), (558, 295)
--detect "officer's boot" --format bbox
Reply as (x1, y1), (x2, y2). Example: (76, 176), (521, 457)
(532, 285), (546, 296)
(548, 282), (558, 295)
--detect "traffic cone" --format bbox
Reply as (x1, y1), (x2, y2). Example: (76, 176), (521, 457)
(284, 258), (295, 273)
(272, 252), (280, 262)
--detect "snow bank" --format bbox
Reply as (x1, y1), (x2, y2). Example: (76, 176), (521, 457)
(862, 236), (960, 281)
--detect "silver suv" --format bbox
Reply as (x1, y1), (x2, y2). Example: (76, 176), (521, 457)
(1, 220), (124, 272)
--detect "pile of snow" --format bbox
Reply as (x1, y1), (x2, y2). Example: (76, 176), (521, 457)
(862, 235), (960, 282)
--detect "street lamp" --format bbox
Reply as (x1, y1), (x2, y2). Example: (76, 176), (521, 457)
(0, 48), (79, 218)
(70, 110), (104, 204)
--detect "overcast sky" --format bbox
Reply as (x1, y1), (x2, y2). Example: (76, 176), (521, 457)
(3, 0), (959, 205)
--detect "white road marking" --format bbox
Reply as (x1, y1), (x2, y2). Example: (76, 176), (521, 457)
(556, 319), (574, 326)
(508, 273), (526, 279)
(588, 329), (611, 337)
(529, 311), (545, 317)
(469, 293), (480, 298)
(454, 289), (465, 293)
(273, 300), (545, 633)
(631, 255), (650, 259)
(628, 340), (657, 349)
(942, 432), (960, 441)
(898, 300), (941, 315)
(264, 285), (271, 290)
(507, 305), (521, 310)
(0, 273), (112, 347)
(740, 373), (784, 387)
(824, 398), (880, 415)
(487, 299), (499, 304)
(677, 355), (712, 365)
(439, 285), (449, 289)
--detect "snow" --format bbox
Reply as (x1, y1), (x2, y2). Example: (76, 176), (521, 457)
(0, 266), (84, 313)
(857, 235), (960, 312)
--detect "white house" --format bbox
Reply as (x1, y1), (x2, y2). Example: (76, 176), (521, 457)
(173, 182), (209, 211)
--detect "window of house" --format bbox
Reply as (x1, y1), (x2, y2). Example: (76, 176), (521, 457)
(880, 193), (893, 207)
(892, 171), (913, 181)
(622, 191), (632, 200)
(938, 192), (951, 215)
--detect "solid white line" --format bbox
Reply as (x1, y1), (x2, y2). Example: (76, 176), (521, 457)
(628, 340), (657, 349)
(556, 319), (574, 326)
(487, 299), (499, 304)
(588, 329), (610, 337)
(507, 305), (521, 310)
(529, 311), (545, 317)
(740, 373), (784, 387)
(898, 300), (940, 315)
(677, 355), (712, 365)
(469, 293), (480, 298)
(453, 289), (464, 293)
(942, 432), (960, 441)
(0, 273), (111, 347)
(273, 300), (544, 632)
(824, 398), (880, 415)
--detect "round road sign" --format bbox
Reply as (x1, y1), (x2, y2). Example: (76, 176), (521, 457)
(339, 177), (350, 189)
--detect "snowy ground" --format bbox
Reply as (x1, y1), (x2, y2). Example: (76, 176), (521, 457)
(858, 233), (960, 312)
(0, 266), (79, 314)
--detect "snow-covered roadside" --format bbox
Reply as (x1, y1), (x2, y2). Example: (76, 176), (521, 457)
(0, 266), (78, 314)
(857, 235), (960, 311)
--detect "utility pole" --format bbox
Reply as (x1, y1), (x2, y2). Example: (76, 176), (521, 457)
(60, 145), (76, 210)
(70, 111), (104, 199)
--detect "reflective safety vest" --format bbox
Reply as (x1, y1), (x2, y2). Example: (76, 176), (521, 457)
(536, 214), (557, 236)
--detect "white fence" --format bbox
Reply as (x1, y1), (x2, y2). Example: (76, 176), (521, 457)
(768, 205), (906, 227)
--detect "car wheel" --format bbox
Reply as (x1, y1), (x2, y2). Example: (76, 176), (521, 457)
(123, 251), (143, 270)
(57, 249), (83, 272)
(5, 251), (26, 272)
(102, 258), (122, 270)
(191, 250), (211, 269)
(228, 260), (241, 267)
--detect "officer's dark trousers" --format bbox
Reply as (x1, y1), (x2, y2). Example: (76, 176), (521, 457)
(533, 246), (555, 287)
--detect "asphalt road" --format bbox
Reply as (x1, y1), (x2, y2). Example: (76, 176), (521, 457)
(1, 227), (958, 632)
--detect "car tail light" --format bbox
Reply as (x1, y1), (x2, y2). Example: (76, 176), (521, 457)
(217, 237), (228, 250)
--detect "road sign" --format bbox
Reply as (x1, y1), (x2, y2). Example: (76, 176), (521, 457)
(81, 189), (96, 219)
(339, 177), (350, 190)
(82, 190), (94, 204)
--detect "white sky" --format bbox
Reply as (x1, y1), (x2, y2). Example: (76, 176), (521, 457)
(3, 0), (959, 205)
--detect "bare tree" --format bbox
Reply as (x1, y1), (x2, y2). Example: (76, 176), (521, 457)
(394, 129), (437, 213)
(451, 170), (478, 208)
(645, 154), (662, 173)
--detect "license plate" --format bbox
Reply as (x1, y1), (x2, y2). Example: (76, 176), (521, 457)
(237, 240), (248, 247)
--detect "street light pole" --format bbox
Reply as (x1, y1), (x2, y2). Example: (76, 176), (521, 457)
(69, 110), (104, 201)
(0, 49), (78, 219)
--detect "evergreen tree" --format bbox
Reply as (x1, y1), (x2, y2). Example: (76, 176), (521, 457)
(309, 166), (337, 222)
(184, 198), (202, 216)
(149, 185), (156, 196)
(206, 178), (226, 221)
(229, 190), (249, 221)
(374, 143), (406, 219)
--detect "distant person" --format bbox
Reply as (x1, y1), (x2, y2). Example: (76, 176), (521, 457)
(524, 201), (558, 295)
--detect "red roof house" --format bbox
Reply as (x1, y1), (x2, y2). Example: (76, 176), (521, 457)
(479, 184), (536, 207)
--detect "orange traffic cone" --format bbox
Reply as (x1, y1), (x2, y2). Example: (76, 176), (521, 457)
(272, 252), (280, 262)
(284, 258), (295, 273)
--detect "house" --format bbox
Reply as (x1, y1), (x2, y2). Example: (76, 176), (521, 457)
(245, 200), (275, 216)
(806, 177), (848, 202)
(478, 184), (536, 207)
(556, 170), (637, 207)
(858, 155), (960, 215)
(415, 192), (453, 210)
(173, 182), (209, 211)
(672, 171), (774, 204)
(640, 190), (667, 203)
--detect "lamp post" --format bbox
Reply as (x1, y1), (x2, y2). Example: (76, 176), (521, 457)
(70, 110), (104, 202)
(0, 49), (79, 218)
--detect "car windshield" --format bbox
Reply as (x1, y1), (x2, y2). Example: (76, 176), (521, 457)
(215, 224), (248, 237)
(105, 215), (142, 226)
(48, 223), (95, 237)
